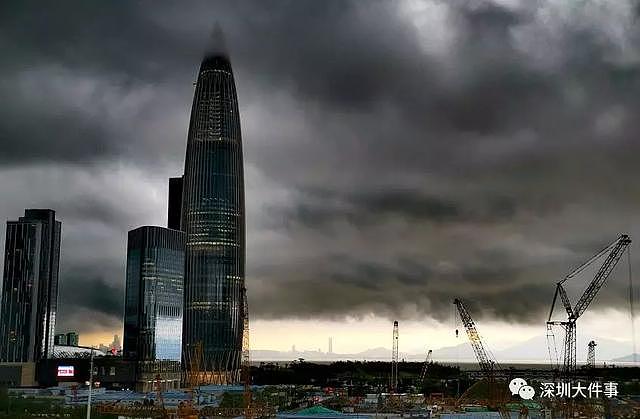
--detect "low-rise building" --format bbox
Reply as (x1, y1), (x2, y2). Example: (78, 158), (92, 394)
(0, 362), (37, 387)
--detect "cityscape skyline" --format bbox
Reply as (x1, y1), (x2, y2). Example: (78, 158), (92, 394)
(2, 0), (640, 360)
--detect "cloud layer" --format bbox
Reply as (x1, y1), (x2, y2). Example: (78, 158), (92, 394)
(2, 0), (640, 338)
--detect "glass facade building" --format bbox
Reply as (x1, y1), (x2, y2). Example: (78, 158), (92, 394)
(66, 331), (79, 347)
(180, 53), (245, 384)
(123, 226), (185, 362)
(0, 209), (61, 362)
(54, 334), (67, 346)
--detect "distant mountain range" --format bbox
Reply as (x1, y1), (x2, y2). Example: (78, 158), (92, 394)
(613, 353), (640, 362)
(251, 334), (635, 364)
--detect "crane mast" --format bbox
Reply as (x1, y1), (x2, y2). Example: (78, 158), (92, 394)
(587, 341), (596, 368)
(391, 321), (399, 393)
(547, 234), (631, 374)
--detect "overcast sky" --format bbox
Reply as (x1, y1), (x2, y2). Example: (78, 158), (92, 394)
(2, 0), (640, 353)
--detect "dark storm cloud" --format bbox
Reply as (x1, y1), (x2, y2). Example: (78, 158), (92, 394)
(0, 1), (202, 166)
(272, 188), (519, 231)
(2, 0), (640, 333)
(248, 252), (554, 323)
(59, 274), (123, 319)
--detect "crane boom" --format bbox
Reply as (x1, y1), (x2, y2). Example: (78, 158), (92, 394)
(548, 283), (575, 321)
(454, 299), (498, 374)
(420, 349), (432, 382)
(558, 284), (574, 319)
(454, 299), (509, 419)
(573, 235), (631, 318)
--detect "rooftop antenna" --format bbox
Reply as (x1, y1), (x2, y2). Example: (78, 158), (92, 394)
(206, 22), (228, 57)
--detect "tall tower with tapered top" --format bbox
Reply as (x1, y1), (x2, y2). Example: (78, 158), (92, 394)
(180, 43), (245, 384)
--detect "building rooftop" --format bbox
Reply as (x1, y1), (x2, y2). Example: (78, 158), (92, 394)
(278, 405), (371, 419)
(201, 53), (233, 73)
(52, 345), (106, 358)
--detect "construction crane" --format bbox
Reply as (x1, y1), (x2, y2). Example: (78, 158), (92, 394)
(241, 286), (252, 416)
(192, 286), (271, 419)
(547, 234), (631, 374)
(391, 320), (399, 393)
(154, 374), (169, 419)
(419, 349), (433, 383)
(454, 299), (508, 419)
(174, 341), (203, 419)
(454, 299), (498, 375)
(587, 341), (597, 368)
(185, 340), (203, 388)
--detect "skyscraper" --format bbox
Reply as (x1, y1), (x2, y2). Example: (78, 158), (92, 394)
(123, 226), (184, 362)
(111, 334), (121, 351)
(0, 209), (61, 363)
(167, 177), (183, 231)
(66, 332), (79, 347)
(180, 51), (245, 384)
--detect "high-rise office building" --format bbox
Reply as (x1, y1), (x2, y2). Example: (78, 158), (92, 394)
(111, 334), (121, 351)
(123, 226), (185, 362)
(54, 331), (78, 346)
(54, 334), (67, 346)
(179, 51), (245, 384)
(66, 332), (79, 347)
(0, 209), (61, 362)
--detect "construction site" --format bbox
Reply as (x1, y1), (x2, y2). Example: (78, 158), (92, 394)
(1, 233), (638, 418)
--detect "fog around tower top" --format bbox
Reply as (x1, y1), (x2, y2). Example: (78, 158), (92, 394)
(205, 22), (229, 59)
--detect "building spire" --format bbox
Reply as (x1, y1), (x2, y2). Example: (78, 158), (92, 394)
(201, 23), (232, 72)
(205, 23), (228, 59)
